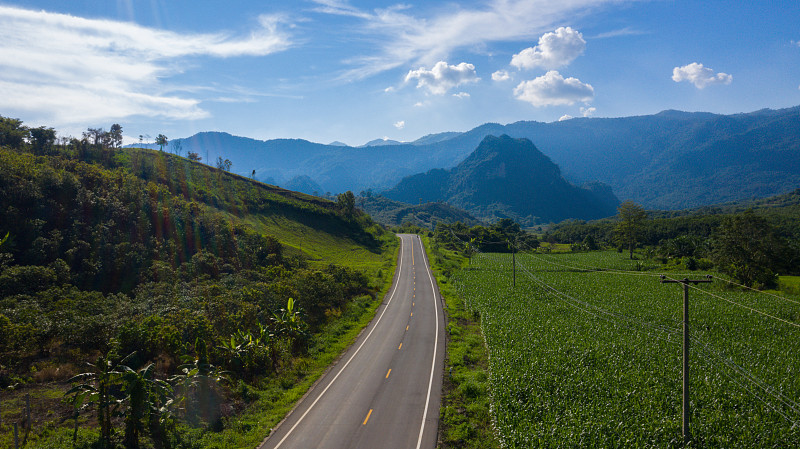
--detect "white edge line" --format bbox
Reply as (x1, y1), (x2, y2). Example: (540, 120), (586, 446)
(270, 236), (406, 449)
(416, 234), (441, 449)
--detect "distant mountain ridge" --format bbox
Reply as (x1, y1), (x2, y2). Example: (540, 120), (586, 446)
(135, 106), (800, 210)
(383, 135), (619, 224)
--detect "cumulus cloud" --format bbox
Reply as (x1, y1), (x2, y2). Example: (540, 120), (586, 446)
(514, 71), (594, 107)
(324, 0), (624, 80)
(453, 92), (470, 98)
(492, 70), (511, 81)
(559, 114), (574, 121)
(511, 27), (586, 70)
(672, 62), (732, 89)
(0, 6), (292, 124)
(394, 120), (405, 129)
(405, 61), (479, 95)
(580, 106), (596, 117)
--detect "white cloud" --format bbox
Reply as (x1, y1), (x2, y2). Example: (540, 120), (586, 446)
(326, 0), (626, 80)
(513, 70), (594, 107)
(394, 120), (405, 129)
(405, 61), (479, 95)
(0, 6), (292, 125)
(453, 92), (470, 99)
(384, 86), (396, 93)
(492, 70), (511, 81)
(559, 114), (574, 121)
(511, 27), (586, 70)
(580, 106), (596, 117)
(672, 62), (732, 89)
(591, 27), (645, 39)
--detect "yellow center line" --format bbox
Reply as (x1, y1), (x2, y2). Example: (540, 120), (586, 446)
(398, 342), (403, 350)
(406, 325), (409, 331)
(363, 409), (373, 426)
(386, 369), (392, 379)
(411, 312), (413, 317)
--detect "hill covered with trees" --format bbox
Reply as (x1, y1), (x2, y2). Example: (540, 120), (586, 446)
(382, 135), (619, 225)
(0, 116), (395, 447)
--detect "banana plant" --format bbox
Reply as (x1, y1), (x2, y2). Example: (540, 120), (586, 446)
(66, 350), (135, 448)
(169, 338), (228, 425)
(119, 363), (173, 449)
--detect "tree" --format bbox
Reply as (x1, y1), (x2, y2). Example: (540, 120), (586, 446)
(83, 127), (103, 146)
(119, 364), (172, 449)
(614, 201), (648, 259)
(336, 191), (356, 217)
(713, 210), (789, 288)
(215, 156), (232, 171)
(0, 116), (28, 148)
(171, 140), (183, 156)
(187, 151), (202, 161)
(155, 134), (168, 152)
(66, 350), (136, 447)
(29, 126), (56, 154)
(109, 124), (123, 148)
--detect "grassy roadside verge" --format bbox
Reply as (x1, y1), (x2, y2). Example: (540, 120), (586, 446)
(420, 235), (499, 449)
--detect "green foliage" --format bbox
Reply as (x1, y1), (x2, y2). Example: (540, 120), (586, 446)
(712, 210), (791, 288)
(614, 200), (648, 259)
(155, 134), (168, 152)
(434, 219), (539, 254)
(0, 117), (394, 447)
(0, 115), (28, 148)
(454, 251), (800, 448)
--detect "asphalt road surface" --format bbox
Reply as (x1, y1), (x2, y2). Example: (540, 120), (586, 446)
(259, 233), (446, 449)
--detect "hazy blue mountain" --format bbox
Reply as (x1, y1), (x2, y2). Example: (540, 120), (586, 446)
(361, 138), (405, 147)
(383, 135), (620, 224)
(284, 175), (324, 195)
(410, 132), (462, 145)
(134, 106), (800, 210)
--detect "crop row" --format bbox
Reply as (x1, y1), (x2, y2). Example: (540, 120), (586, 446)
(453, 251), (800, 448)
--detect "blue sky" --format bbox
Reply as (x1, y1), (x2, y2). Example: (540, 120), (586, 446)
(1, 0), (799, 146)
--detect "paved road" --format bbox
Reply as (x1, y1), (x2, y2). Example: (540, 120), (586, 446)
(259, 234), (445, 449)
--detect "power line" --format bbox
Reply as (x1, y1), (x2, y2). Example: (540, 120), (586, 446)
(683, 281), (800, 329)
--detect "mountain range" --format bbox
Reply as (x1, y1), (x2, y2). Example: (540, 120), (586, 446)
(138, 106), (800, 210)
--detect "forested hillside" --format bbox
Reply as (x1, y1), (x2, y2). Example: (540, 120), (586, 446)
(355, 193), (482, 228)
(0, 116), (395, 447)
(383, 135), (619, 225)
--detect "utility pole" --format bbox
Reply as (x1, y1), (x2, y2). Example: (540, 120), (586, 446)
(660, 275), (712, 445)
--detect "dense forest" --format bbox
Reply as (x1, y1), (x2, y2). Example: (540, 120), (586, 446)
(543, 194), (800, 288)
(0, 116), (394, 447)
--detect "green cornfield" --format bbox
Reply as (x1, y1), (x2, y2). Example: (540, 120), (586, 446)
(453, 251), (800, 448)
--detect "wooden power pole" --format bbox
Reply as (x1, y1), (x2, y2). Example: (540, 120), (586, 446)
(660, 275), (712, 445)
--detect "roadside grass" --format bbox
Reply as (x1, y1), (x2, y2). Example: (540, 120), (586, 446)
(420, 235), (499, 449)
